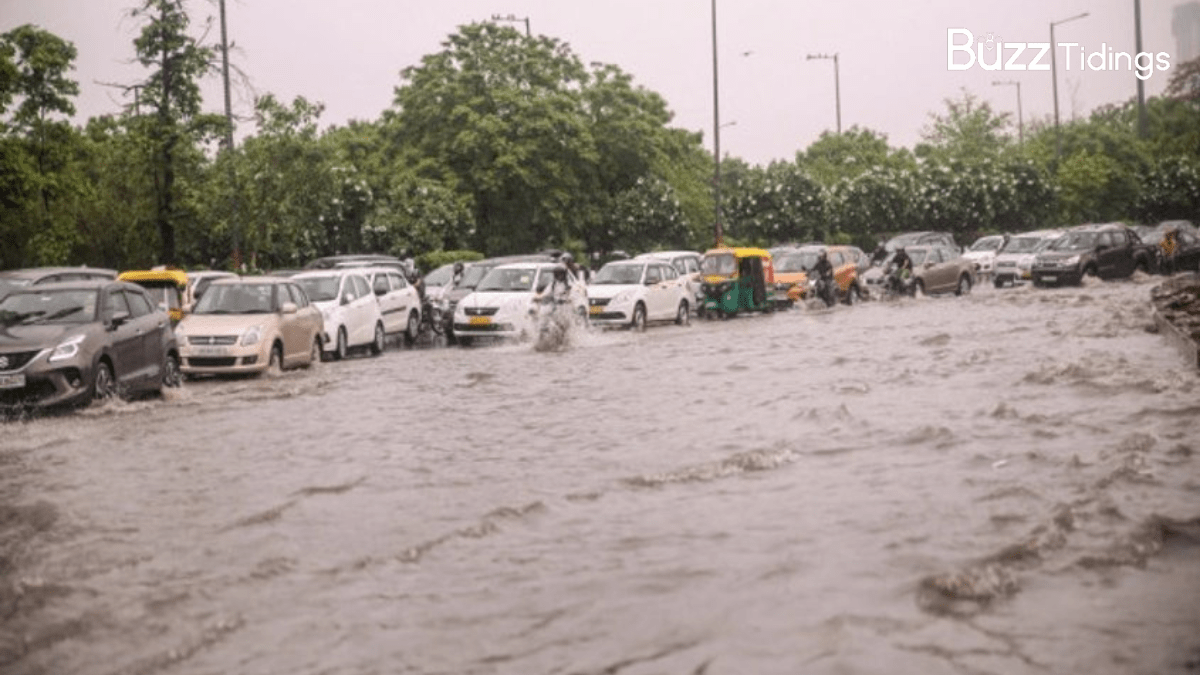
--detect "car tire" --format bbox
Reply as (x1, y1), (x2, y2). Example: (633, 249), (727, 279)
(675, 300), (690, 325)
(307, 336), (321, 368)
(370, 322), (385, 356)
(162, 352), (182, 389)
(334, 327), (348, 361)
(1083, 264), (1097, 279)
(405, 311), (420, 346)
(844, 284), (860, 306)
(912, 279), (924, 297)
(91, 360), (115, 403)
(268, 342), (284, 375)
(631, 303), (647, 332)
(955, 274), (971, 296)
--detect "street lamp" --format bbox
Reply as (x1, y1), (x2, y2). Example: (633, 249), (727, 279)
(491, 13), (530, 37)
(992, 80), (1024, 145)
(1050, 11), (1088, 160)
(806, 53), (841, 134)
(711, 0), (723, 247)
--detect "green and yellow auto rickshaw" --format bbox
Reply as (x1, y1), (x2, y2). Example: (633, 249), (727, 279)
(118, 269), (189, 325)
(699, 247), (777, 318)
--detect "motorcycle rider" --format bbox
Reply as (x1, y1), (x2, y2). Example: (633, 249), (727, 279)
(451, 261), (466, 287)
(408, 268), (426, 301)
(812, 250), (836, 304)
(537, 264), (573, 303)
(889, 246), (914, 293)
(1160, 227), (1179, 275)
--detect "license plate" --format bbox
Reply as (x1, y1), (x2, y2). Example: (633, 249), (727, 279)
(193, 346), (229, 356)
(0, 373), (25, 389)
(1041, 275), (1057, 283)
(589, 306), (602, 315)
(468, 316), (492, 326)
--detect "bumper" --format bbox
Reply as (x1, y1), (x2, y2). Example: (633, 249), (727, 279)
(1030, 268), (1082, 286)
(180, 343), (268, 375)
(0, 358), (93, 408)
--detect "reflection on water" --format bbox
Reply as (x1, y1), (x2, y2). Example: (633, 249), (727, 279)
(2, 277), (1199, 674)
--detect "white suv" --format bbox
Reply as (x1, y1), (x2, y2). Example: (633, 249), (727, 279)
(452, 263), (587, 345)
(293, 270), (386, 359)
(587, 259), (691, 330)
(992, 230), (1064, 288)
(359, 267), (422, 344)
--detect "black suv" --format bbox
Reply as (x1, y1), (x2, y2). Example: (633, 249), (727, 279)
(1031, 223), (1155, 287)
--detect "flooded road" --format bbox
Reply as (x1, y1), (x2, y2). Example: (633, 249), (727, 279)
(3, 275), (1199, 675)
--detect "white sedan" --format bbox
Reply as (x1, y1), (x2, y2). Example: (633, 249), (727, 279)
(452, 263), (587, 345)
(587, 260), (691, 330)
(293, 270), (386, 360)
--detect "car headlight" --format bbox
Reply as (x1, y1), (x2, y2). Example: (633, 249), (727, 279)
(1063, 255), (1080, 266)
(241, 325), (262, 347)
(610, 291), (634, 306)
(48, 334), (86, 363)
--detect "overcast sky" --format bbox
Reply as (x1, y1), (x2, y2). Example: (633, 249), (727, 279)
(1, 0), (1186, 165)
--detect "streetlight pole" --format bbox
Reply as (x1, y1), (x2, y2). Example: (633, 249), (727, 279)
(491, 13), (530, 37)
(1050, 12), (1088, 160)
(711, 0), (723, 247)
(806, 53), (841, 134)
(1134, 0), (1147, 138)
(219, 0), (240, 269)
(992, 80), (1024, 145)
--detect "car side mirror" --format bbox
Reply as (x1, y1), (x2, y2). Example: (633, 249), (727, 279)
(182, 302), (194, 314)
(109, 310), (130, 329)
(281, 302), (298, 314)
(375, 288), (386, 297)
(340, 294), (351, 306)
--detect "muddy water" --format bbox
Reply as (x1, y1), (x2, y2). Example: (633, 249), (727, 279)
(3, 276), (1199, 675)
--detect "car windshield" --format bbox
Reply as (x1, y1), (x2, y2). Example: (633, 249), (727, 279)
(1049, 232), (1097, 251)
(458, 264), (492, 289)
(1001, 237), (1044, 254)
(476, 267), (538, 292)
(425, 265), (454, 287)
(295, 277), (340, 302)
(908, 249), (929, 265)
(776, 252), (819, 273)
(194, 284), (276, 314)
(592, 263), (644, 285)
(0, 289), (97, 325)
(701, 254), (736, 275)
(971, 237), (1004, 252)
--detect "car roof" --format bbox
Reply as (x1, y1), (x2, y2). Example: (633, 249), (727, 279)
(292, 269), (369, 279)
(636, 251), (699, 259)
(1070, 222), (1128, 231)
(0, 266), (118, 280)
(6, 279), (136, 292)
(210, 276), (294, 285)
(304, 254), (404, 269)
(491, 261), (560, 270)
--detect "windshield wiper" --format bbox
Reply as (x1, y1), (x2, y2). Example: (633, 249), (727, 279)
(22, 306), (82, 324)
(2, 310), (45, 326)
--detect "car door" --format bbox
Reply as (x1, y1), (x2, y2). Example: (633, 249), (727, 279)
(389, 271), (418, 333)
(288, 282), (322, 358)
(277, 284), (304, 362)
(102, 288), (145, 390)
(923, 249), (948, 293)
(641, 264), (665, 319)
(370, 272), (399, 334)
(125, 288), (168, 387)
(1094, 232), (1119, 278)
(353, 275), (378, 343)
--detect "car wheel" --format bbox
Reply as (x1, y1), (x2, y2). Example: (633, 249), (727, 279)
(955, 274), (971, 296)
(268, 342), (284, 375)
(844, 284), (859, 305)
(334, 327), (348, 361)
(91, 361), (115, 403)
(307, 336), (321, 367)
(162, 352), (182, 389)
(631, 303), (647, 332)
(370, 322), (385, 356)
(1083, 264), (1097, 279)
(405, 311), (420, 345)
(912, 279), (924, 297)
(675, 300), (690, 325)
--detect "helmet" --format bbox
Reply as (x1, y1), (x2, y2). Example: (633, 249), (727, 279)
(818, 250), (828, 260)
(407, 269), (420, 283)
(560, 252), (574, 265)
(453, 261), (464, 274)
(553, 264), (568, 282)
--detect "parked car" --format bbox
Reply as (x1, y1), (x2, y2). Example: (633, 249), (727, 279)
(441, 254), (559, 341)
(904, 245), (976, 296)
(1031, 223), (1156, 287)
(452, 262), (587, 345)
(1164, 228), (1200, 273)
(358, 266), (422, 344)
(292, 270), (386, 360)
(304, 254), (412, 276)
(962, 234), (1008, 279)
(587, 259), (691, 330)
(118, 269), (188, 325)
(634, 251), (703, 309)
(0, 280), (179, 408)
(992, 230), (1063, 288)
(772, 245), (865, 305)
(176, 277), (323, 376)
(0, 266), (118, 301)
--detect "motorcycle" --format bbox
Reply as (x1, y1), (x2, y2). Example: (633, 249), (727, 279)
(530, 296), (575, 352)
(411, 294), (447, 346)
(882, 265), (915, 299)
(809, 274), (837, 308)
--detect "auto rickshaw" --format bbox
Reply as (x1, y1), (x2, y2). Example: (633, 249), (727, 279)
(117, 269), (189, 325)
(699, 247), (776, 318)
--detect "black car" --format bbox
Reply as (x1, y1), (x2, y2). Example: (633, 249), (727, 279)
(1031, 223), (1156, 287)
(0, 280), (180, 409)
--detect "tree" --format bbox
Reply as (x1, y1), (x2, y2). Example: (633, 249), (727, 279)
(917, 89), (1013, 161)
(799, 127), (910, 187)
(132, 0), (220, 264)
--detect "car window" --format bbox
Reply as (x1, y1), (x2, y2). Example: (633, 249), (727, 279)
(292, 284), (309, 307)
(388, 272), (408, 289)
(352, 276), (371, 298)
(1098, 232), (1115, 248)
(37, 275), (62, 284)
(105, 289), (131, 316)
(372, 273), (390, 296)
(663, 265), (678, 280)
(125, 290), (153, 317)
(645, 266), (662, 284)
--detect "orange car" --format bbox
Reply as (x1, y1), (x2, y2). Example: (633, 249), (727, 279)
(772, 245), (866, 305)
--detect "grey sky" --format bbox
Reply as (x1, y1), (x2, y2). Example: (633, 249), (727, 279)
(1, 0), (1182, 165)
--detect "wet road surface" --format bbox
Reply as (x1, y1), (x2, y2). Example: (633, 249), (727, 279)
(3, 275), (1199, 674)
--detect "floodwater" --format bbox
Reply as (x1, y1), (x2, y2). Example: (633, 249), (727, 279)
(3, 275), (1199, 675)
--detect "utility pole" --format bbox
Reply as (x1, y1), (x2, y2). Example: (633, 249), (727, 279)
(711, 0), (723, 247)
(1051, 12), (1089, 161)
(1134, 0), (1148, 138)
(219, 0), (240, 270)
(806, 53), (841, 133)
(992, 80), (1024, 145)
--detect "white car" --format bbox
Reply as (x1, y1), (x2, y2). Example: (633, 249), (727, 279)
(292, 270), (386, 359)
(962, 235), (1007, 279)
(587, 259), (691, 330)
(452, 263), (587, 345)
(992, 229), (1064, 288)
(635, 250), (703, 308)
(358, 266), (422, 344)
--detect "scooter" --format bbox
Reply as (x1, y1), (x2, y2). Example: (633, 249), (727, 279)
(810, 275), (837, 308)
(530, 296), (574, 352)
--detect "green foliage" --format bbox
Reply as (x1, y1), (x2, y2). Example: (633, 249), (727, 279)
(418, 249), (484, 272)
(917, 89), (1013, 160)
(1133, 156), (1200, 223)
(725, 161), (825, 245)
